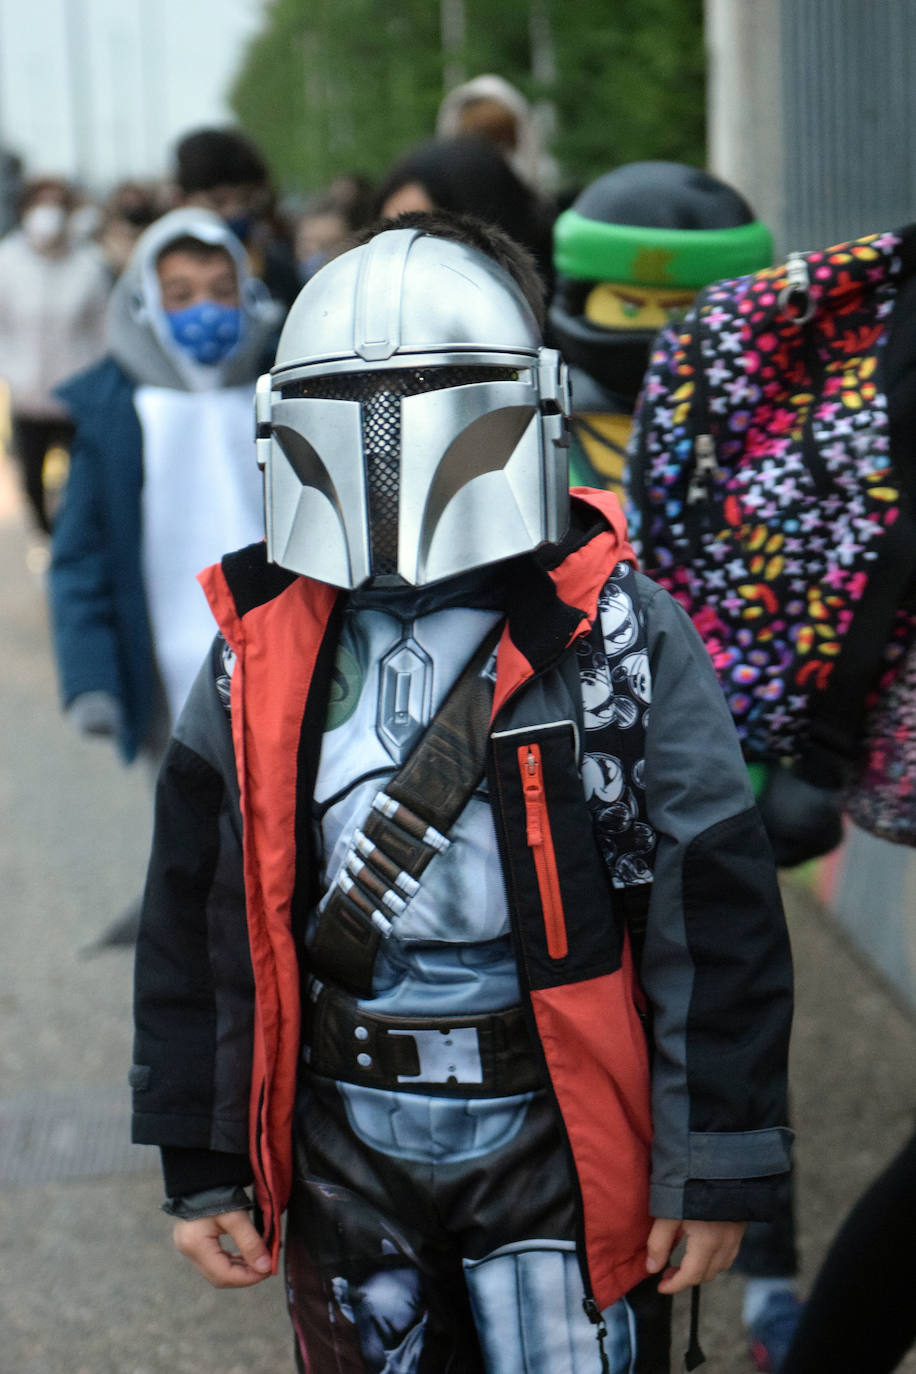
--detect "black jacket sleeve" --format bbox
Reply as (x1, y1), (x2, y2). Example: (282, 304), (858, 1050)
(131, 636), (255, 1191)
(636, 575), (794, 1221)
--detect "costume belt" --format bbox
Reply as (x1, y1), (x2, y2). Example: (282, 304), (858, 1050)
(302, 977), (545, 1098)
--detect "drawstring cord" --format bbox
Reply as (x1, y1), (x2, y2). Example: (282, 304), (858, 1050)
(583, 1297), (611, 1373)
(587, 1283), (705, 1370)
(684, 1285), (706, 1370)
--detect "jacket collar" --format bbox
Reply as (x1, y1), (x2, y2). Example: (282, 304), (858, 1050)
(202, 488), (634, 682)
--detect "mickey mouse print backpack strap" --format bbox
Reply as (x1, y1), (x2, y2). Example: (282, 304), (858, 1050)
(576, 560), (656, 953)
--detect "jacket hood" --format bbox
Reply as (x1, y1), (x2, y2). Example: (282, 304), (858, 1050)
(106, 206), (282, 390)
(436, 73), (556, 191)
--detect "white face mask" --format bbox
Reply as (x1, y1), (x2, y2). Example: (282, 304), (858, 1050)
(22, 203), (67, 248)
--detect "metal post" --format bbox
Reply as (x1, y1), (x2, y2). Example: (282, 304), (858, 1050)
(704, 0), (785, 255)
(440, 0), (466, 93)
(529, 0), (557, 174)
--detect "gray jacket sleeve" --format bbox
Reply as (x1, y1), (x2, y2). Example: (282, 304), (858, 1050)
(636, 574), (793, 1221)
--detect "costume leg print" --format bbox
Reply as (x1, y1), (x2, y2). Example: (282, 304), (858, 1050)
(286, 1174), (482, 1373)
(286, 1080), (656, 1373)
(286, 1181), (642, 1374)
(463, 1242), (637, 1372)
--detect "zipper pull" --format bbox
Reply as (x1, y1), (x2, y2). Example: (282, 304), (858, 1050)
(784, 251), (809, 294)
(686, 433), (718, 505)
(777, 251), (816, 324)
(522, 750), (543, 845)
(583, 1298), (611, 1374)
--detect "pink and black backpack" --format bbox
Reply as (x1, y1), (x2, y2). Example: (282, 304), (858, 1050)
(627, 226), (916, 797)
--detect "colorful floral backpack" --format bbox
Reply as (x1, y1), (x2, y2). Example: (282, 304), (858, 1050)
(844, 635), (916, 845)
(627, 226), (916, 792)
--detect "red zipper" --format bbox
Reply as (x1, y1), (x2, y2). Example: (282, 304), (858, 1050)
(518, 742), (568, 959)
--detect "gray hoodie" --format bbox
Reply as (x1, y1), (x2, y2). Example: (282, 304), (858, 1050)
(106, 206), (283, 391)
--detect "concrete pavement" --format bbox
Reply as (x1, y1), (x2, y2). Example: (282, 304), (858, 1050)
(1, 459), (914, 1373)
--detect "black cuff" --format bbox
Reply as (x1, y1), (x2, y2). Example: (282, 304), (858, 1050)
(162, 1184), (253, 1221)
(160, 1146), (252, 1198)
(682, 1176), (790, 1223)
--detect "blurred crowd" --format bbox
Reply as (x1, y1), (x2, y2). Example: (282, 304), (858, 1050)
(0, 71), (762, 546)
(0, 78), (564, 539)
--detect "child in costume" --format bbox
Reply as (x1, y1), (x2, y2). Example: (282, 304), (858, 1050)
(132, 212), (793, 1373)
(549, 161), (772, 497)
(50, 207), (280, 766)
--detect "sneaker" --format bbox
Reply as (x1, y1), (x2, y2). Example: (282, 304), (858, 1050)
(748, 1290), (804, 1372)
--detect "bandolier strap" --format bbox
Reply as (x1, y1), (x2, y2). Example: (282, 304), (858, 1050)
(307, 620), (504, 995)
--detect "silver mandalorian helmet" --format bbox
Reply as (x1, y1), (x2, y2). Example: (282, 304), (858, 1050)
(256, 227), (570, 588)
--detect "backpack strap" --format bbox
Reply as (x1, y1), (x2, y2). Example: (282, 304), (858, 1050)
(576, 562), (656, 965)
(681, 291), (719, 555)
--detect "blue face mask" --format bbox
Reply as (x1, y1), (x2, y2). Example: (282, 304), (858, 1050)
(166, 301), (243, 365)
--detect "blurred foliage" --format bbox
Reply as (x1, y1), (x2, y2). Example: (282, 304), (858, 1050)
(230, 0), (705, 198)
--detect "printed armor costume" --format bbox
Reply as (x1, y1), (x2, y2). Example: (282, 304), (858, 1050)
(292, 564), (657, 1370)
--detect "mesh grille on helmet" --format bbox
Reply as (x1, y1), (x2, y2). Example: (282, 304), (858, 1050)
(279, 366), (521, 577)
(280, 365), (519, 401)
(363, 388), (400, 574)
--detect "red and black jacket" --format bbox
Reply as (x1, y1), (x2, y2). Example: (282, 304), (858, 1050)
(132, 490), (793, 1312)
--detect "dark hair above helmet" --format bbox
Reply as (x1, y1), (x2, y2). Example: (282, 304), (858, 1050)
(174, 126), (270, 194)
(348, 208), (546, 330)
(549, 161), (772, 407)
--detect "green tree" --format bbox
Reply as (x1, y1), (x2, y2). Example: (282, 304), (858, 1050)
(230, 0), (705, 197)
(550, 0), (706, 178)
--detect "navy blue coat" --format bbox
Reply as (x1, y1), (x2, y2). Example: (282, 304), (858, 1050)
(50, 358), (153, 762)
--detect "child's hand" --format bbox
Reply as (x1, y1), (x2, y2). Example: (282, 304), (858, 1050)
(173, 1210), (273, 1288)
(645, 1217), (746, 1294)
